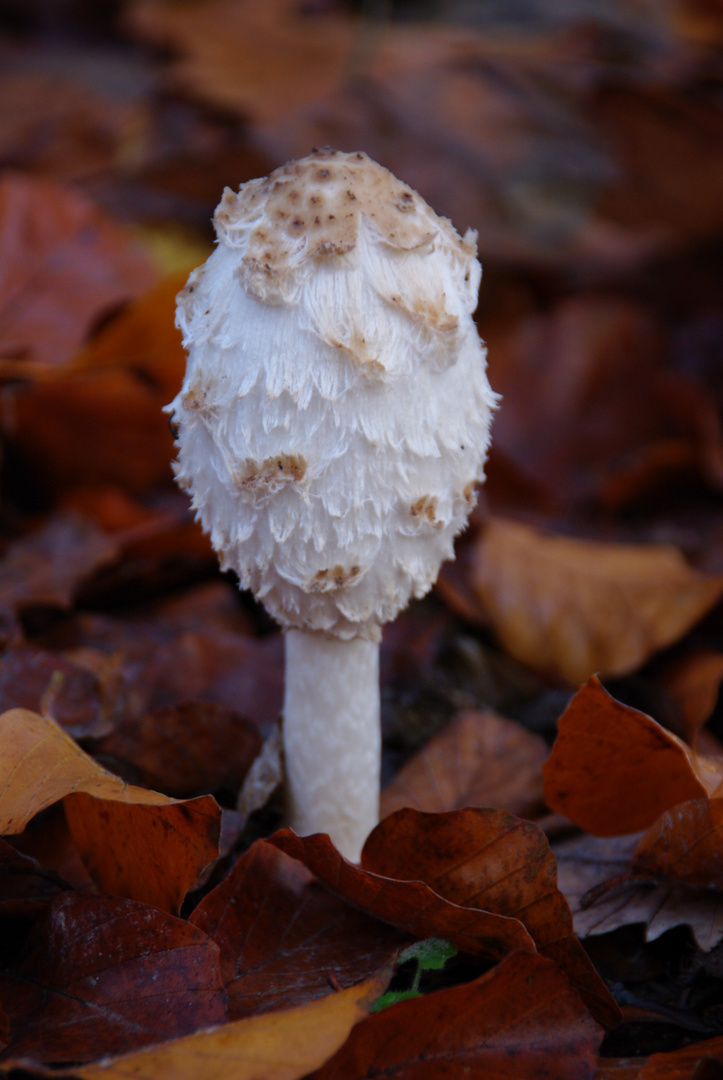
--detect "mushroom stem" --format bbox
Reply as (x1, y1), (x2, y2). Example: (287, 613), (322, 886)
(283, 628), (380, 862)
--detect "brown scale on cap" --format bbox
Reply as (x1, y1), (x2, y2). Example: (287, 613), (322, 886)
(233, 454), (307, 492)
(214, 149), (473, 297)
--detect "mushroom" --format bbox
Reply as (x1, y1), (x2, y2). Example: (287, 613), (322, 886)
(167, 149), (497, 861)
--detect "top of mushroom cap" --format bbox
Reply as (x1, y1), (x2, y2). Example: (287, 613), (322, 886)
(169, 149), (497, 640)
(213, 147), (476, 306)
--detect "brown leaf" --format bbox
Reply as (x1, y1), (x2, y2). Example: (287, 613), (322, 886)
(312, 952), (604, 1080)
(100, 701), (262, 798)
(543, 677), (723, 836)
(0, 836), (65, 915)
(0, 707), (220, 913)
(69, 970), (389, 1080)
(0, 172), (155, 368)
(363, 807), (619, 1029)
(381, 710), (548, 821)
(555, 831), (723, 952)
(190, 839), (410, 1018)
(466, 518), (723, 685)
(269, 829), (536, 961)
(633, 798), (723, 890)
(659, 650), (723, 748)
(0, 513), (119, 636)
(0, 892), (227, 1064)
(638, 1034), (723, 1079)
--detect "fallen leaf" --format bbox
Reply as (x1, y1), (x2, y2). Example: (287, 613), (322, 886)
(363, 807), (619, 1028)
(380, 709), (548, 821)
(638, 1034), (723, 1078)
(100, 701), (262, 798)
(269, 829), (536, 962)
(0, 172), (155, 368)
(0, 892), (227, 1064)
(190, 839), (410, 1018)
(554, 832), (723, 952)
(659, 650), (723, 748)
(0, 707), (220, 913)
(0, 644), (112, 740)
(0, 837), (65, 915)
(543, 677), (723, 836)
(633, 798), (723, 890)
(312, 952), (604, 1080)
(70, 970), (389, 1080)
(0, 513), (119, 636)
(466, 518), (723, 685)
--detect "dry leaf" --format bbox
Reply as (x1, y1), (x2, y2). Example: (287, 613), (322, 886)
(312, 952), (604, 1080)
(0, 172), (155, 368)
(0, 892), (227, 1063)
(543, 676), (723, 836)
(363, 807), (619, 1029)
(0, 707), (220, 913)
(380, 709), (548, 820)
(190, 839), (410, 1018)
(68, 971), (389, 1080)
(659, 650), (723, 747)
(633, 798), (723, 890)
(270, 829), (536, 961)
(555, 832), (723, 952)
(466, 518), (723, 685)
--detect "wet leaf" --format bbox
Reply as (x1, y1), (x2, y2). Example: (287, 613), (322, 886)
(69, 970), (389, 1080)
(100, 701), (262, 798)
(555, 832), (723, 952)
(543, 677), (723, 836)
(633, 798), (723, 890)
(381, 709), (548, 821)
(190, 839), (410, 1018)
(466, 518), (723, 685)
(0, 707), (220, 913)
(363, 807), (619, 1028)
(0, 892), (227, 1064)
(0, 172), (154, 368)
(312, 952), (604, 1080)
(269, 829), (536, 962)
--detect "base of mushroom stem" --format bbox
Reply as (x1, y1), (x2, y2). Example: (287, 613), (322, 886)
(282, 627), (381, 863)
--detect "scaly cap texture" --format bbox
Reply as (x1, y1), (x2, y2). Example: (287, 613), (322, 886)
(168, 149), (497, 639)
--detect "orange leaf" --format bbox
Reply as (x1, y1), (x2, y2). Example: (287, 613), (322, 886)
(659, 650), (723, 747)
(543, 677), (723, 836)
(0, 708), (220, 913)
(312, 952), (604, 1080)
(633, 798), (723, 890)
(364, 807), (619, 1029)
(466, 518), (723, 685)
(69, 970), (389, 1080)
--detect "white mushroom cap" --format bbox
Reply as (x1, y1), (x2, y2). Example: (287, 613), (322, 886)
(168, 149), (497, 640)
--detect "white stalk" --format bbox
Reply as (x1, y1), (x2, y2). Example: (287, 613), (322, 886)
(283, 628), (380, 862)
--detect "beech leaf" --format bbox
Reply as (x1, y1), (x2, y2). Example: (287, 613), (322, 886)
(363, 807), (619, 1029)
(311, 952), (604, 1080)
(543, 676), (723, 836)
(67, 970), (389, 1080)
(633, 798), (723, 890)
(465, 518), (723, 685)
(269, 829), (536, 962)
(0, 708), (221, 913)
(0, 892), (227, 1064)
(190, 839), (410, 1018)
